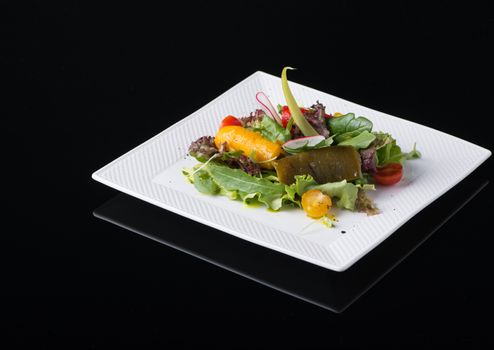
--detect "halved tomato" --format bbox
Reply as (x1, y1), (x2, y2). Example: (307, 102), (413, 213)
(220, 115), (242, 129)
(373, 163), (403, 186)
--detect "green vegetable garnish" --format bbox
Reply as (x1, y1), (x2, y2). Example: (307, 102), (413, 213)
(287, 175), (361, 211)
(249, 114), (291, 143)
(327, 113), (373, 143)
(337, 130), (376, 149)
(189, 162), (288, 210)
(281, 67), (319, 137)
(372, 132), (421, 166)
(184, 164), (372, 213)
(405, 142), (422, 160)
(192, 169), (220, 194)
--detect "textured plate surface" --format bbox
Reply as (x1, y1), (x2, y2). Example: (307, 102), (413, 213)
(92, 71), (491, 271)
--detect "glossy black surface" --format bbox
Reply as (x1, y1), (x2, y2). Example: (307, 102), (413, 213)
(6, 1), (494, 347)
(94, 174), (489, 313)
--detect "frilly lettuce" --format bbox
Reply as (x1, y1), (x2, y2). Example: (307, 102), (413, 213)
(191, 169), (220, 194)
(184, 163), (290, 210)
(286, 175), (366, 211)
(373, 132), (421, 165)
(184, 165), (372, 212)
(248, 114), (291, 143)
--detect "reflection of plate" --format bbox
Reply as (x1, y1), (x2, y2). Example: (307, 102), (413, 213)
(93, 174), (489, 313)
(92, 71), (491, 271)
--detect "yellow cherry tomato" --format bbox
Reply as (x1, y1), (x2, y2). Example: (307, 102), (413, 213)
(333, 112), (343, 117)
(301, 189), (332, 218)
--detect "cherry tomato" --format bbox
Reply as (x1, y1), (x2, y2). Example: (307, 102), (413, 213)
(301, 189), (332, 218)
(220, 115), (242, 129)
(280, 105), (308, 128)
(373, 163), (403, 186)
(281, 106), (291, 127)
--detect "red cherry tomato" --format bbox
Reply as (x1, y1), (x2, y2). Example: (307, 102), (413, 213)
(220, 115), (242, 129)
(373, 163), (403, 186)
(281, 105), (308, 128)
(281, 106), (291, 128)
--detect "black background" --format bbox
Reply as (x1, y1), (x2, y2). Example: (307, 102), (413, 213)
(6, 1), (494, 348)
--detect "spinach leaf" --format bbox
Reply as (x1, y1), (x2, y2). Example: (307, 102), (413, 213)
(328, 113), (373, 143)
(337, 130), (376, 149)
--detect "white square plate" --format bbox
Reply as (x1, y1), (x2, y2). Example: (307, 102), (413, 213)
(92, 71), (491, 271)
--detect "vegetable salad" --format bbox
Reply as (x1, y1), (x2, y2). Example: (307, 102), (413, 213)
(184, 68), (420, 223)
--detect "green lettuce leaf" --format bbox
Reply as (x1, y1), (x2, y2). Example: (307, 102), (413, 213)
(205, 162), (286, 210)
(283, 184), (300, 206)
(184, 165), (373, 212)
(308, 180), (359, 211)
(373, 132), (422, 165)
(291, 175), (317, 196)
(192, 169), (220, 194)
(249, 115), (291, 143)
(328, 113), (373, 143)
(287, 175), (359, 211)
(337, 130), (376, 149)
(353, 173), (373, 185)
(373, 132), (405, 165)
(182, 168), (194, 183)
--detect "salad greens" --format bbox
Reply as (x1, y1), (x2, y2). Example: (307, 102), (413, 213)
(338, 130), (376, 149)
(286, 175), (362, 211)
(328, 113), (373, 143)
(184, 163), (289, 210)
(184, 164), (367, 212)
(328, 113), (376, 150)
(373, 132), (421, 165)
(248, 114), (291, 143)
(191, 168), (220, 194)
(185, 67), (422, 223)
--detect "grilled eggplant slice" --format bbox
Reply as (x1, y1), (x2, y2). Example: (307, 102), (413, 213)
(273, 146), (362, 184)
